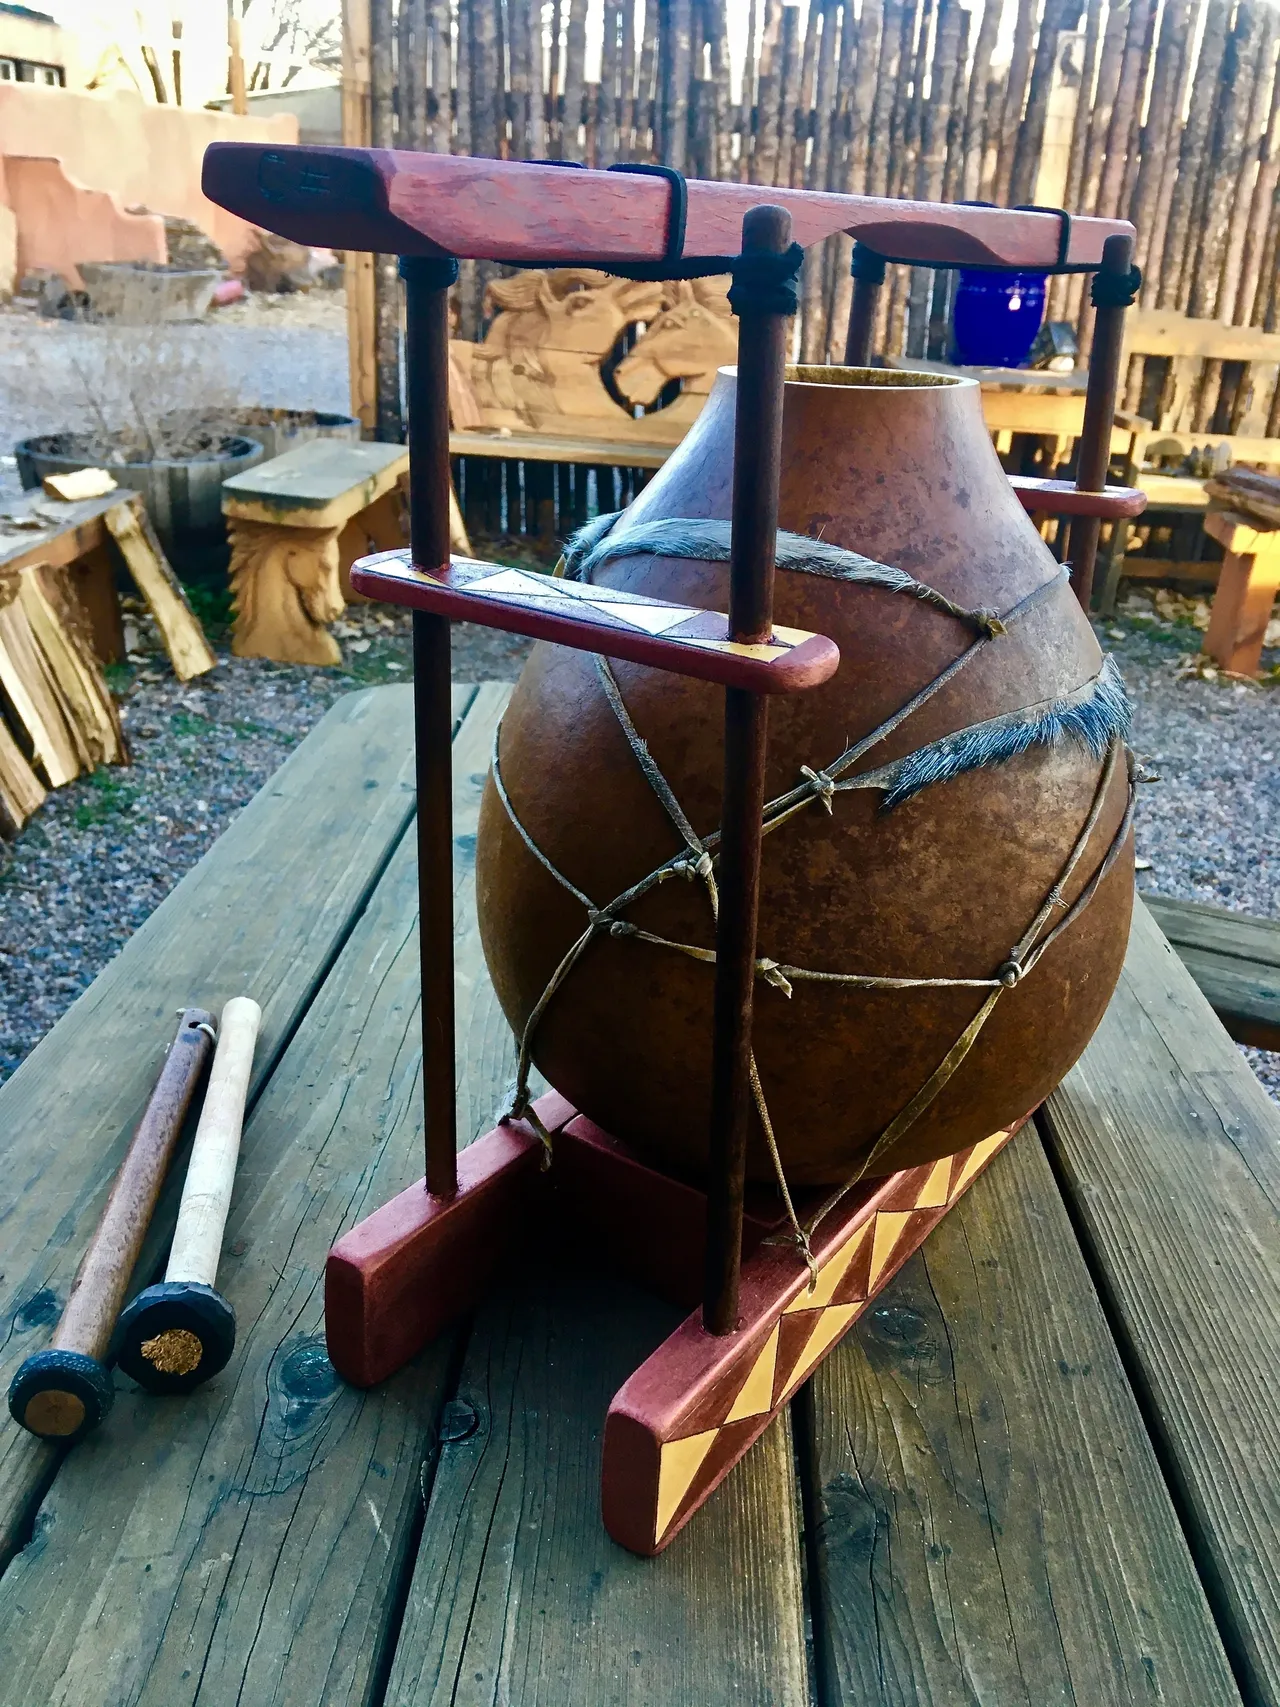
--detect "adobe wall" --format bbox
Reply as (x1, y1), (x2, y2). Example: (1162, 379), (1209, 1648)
(0, 84), (298, 270)
(4, 157), (166, 288)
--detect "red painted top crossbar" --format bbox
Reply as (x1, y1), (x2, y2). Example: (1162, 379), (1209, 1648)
(202, 144), (1133, 272)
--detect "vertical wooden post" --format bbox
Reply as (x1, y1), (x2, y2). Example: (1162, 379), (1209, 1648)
(371, 0), (403, 443)
(704, 205), (792, 1339)
(342, 0), (377, 433)
(228, 1), (248, 115)
(844, 244), (884, 365)
(401, 257), (460, 1201)
(1068, 233), (1135, 612)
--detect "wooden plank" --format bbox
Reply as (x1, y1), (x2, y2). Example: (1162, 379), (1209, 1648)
(202, 143), (1134, 272)
(803, 1131), (1242, 1706)
(0, 684), (470, 1570)
(1126, 309), (1280, 364)
(1137, 473), (1210, 510)
(102, 501), (216, 682)
(0, 491), (123, 577)
(885, 353), (1088, 391)
(1144, 894), (1280, 969)
(384, 1262), (810, 1706)
(1161, 944), (1280, 1051)
(222, 440), (410, 529)
(353, 550), (841, 695)
(1040, 900), (1280, 1707)
(449, 429), (673, 469)
(0, 685), (510, 1706)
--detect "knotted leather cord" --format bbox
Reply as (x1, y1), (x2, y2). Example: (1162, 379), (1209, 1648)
(497, 535), (1133, 1274)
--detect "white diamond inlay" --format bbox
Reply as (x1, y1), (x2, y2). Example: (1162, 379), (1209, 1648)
(587, 600), (694, 636)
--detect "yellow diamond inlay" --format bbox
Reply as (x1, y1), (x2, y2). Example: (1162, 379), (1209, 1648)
(787, 1304), (861, 1394)
(916, 1156), (952, 1209)
(725, 1324), (780, 1423)
(655, 1428), (720, 1542)
(949, 1131), (1010, 1201)
(868, 1211), (913, 1290)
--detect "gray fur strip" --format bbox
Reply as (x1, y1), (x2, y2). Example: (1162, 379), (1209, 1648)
(842, 654), (1132, 811)
(561, 514), (1006, 632)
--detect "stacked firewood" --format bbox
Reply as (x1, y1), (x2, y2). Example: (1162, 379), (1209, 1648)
(0, 562), (127, 839)
(0, 491), (216, 841)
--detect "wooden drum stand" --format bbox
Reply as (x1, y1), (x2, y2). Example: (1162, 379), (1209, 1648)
(203, 146), (1145, 1554)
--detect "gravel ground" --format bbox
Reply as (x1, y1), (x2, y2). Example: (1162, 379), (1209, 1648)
(0, 294), (1276, 1105)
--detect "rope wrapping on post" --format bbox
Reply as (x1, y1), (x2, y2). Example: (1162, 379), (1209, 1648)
(727, 243), (805, 317)
(1090, 264), (1142, 308)
(398, 255), (461, 290)
(849, 243), (887, 284)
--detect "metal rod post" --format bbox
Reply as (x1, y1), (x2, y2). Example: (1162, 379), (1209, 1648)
(704, 205), (792, 1337)
(401, 256), (459, 1199)
(1067, 232), (1136, 611)
(844, 244), (886, 366)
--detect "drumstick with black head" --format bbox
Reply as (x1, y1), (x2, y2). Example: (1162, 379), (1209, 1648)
(8, 1008), (216, 1443)
(116, 997), (260, 1394)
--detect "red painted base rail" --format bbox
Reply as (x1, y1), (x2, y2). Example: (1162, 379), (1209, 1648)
(324, 1087), (1026, 1555)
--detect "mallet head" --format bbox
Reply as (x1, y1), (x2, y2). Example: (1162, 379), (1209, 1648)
(8, 1349), (115, 1441)
(115, 1281), (236, 1395)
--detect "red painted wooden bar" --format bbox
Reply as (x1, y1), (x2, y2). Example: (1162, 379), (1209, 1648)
(203, 146), (1146, 1556)
(204, 144), (1132, 272)
(351, 550), (842, 694)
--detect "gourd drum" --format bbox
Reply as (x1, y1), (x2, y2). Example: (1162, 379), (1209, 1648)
(476, 367), (1133, 1186)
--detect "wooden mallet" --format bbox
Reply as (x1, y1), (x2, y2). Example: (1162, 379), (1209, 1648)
(8, 1008), (216, 1442)
(115, 997), (261, 1394)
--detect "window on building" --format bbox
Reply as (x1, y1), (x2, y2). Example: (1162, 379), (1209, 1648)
(0, 60), (16, 82)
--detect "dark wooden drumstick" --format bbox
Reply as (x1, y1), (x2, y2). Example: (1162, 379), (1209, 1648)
(7, 1008), (215, 1442)
(115, 997), (260, 1394)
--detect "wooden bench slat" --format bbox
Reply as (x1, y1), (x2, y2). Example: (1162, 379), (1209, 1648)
(1144, 896), (1280, 1051)
(0, 685), (507, 1704)
(1040, 900), (1280, 1707)
(222, 439), (410, 530)
(384, 1265), (810, 1707)
(0, 684), (462, 1568)
(802, 1129), (1242, 1706)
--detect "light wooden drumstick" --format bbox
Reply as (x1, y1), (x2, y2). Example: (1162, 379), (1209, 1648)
(116, 997), (261, 1394)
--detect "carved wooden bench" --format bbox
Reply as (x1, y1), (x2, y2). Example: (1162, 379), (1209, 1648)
(221, 440), (416, 665)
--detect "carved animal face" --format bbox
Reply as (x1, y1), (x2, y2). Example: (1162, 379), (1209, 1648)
(614, 293), (740, 406)
(284, 534), (345, 626)
(481, 269), (667, 358)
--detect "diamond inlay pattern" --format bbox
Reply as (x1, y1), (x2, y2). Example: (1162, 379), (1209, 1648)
(649, 1126), (1018, 1544)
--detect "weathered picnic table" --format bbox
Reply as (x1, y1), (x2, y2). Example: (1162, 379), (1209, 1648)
(0, 680), (1276, 1706)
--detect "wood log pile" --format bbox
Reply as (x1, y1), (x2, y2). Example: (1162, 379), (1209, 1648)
(347, 0), (1280, 441)
(0, 491), (216, 842)
(0, 563), (126, 839)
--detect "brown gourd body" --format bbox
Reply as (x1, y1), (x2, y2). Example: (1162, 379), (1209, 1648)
(476, 368), (1133, 1185)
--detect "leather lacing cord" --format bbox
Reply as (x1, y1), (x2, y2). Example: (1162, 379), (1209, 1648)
(495, 552), (1134, 1282)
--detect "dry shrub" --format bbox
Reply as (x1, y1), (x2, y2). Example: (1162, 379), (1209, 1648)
(10, 284), (244, 463)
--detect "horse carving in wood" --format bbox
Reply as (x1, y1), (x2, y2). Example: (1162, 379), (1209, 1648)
(613, 278), (737, 431)
(228, 518), (345, 666)
(449, 269), (736, 444)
